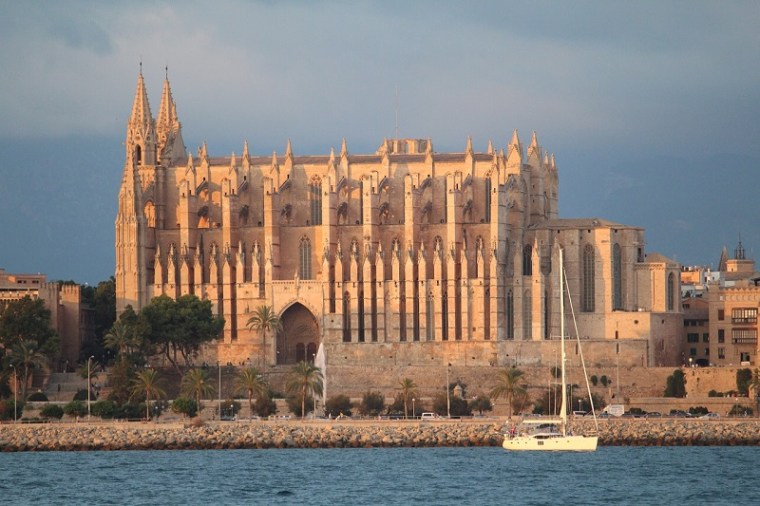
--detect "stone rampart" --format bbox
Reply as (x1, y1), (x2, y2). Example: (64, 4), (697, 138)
(2, 418), (759, 452)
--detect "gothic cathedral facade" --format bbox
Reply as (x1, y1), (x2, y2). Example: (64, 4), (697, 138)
(116, 71), (683, 369)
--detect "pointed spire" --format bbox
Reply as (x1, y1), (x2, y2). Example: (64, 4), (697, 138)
(487, 139), (494, 155)
(230, 151), (237, 169)
(465, 136), (473, 155)
(530, 131), (538, 148)
(285, 139), (293, 159)
(426, 137), (433, 155)
(129, 70), (153, 134)
(329, 147), (336, 165)
(242, 140), (250, 159)
(340, 138), (348, 158)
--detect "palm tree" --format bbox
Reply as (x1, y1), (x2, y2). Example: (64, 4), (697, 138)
(104, 321), (140, 362)
(130, 368), (166, 420)
(181, 368), (215, 411)
(236, 367), (268, 419)
(489, 367), (527, 419)
(286, 361), (324, 418)
(398, 378), (418, 419)
(246, 305), (282, 368)
(9, 339), (49, 400)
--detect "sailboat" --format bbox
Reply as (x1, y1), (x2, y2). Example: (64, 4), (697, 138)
(502, 246), (598, 452)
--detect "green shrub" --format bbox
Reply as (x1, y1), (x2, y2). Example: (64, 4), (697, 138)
(91, 400), (117, 419)
(729, 404), (753, 416)
(688, 406), (708, 416)
(253, 392), (277, 417)
(736, 368), (752, 396)
(171, 397), (198, 418)
(40, 404), (64, 419)
(114, 403), (145, 420)
(664, 370), (686, 398)
(590, 375), (598, 387)
(432, 392), (472, 417)
(63, 400), (87, 418)
(708, 390), (723, 398)
(286, 395), (314, 417)
(600, 375), (609, 387)
(469, 395), (493, 415)
(325, 394), (353, 418)
(27, 391), (49, 402)
(73, 389), (91, 401)
(358, 391), (385, 416)
(0, 399), (24, 421)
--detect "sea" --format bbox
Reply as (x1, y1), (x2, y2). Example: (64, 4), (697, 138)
(0, 446), (755, 505)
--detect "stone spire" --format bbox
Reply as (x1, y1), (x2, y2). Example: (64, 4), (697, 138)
(126, 68), (156, 165)
(155, 68), (185, 164)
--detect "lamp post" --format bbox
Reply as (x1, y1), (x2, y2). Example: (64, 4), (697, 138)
(10, 365), (17, 424)
(412, 398), (416, 419)
(218, 362), (222, 421)
(87, 356), (94, 420)
(446, 362), (451, 418)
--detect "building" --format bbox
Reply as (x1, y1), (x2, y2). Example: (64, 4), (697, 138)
(115, 71), (682, 371)
(705, 243), (760, 366)
(0, 268), (93, 370)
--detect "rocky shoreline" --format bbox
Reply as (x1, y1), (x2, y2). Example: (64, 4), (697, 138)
(1, 419), (759, 452)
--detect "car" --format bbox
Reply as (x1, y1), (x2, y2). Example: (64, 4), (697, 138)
(572, 410), (587, 417)
(645, 412), (662, 418)
(700, 412), (720, 419)
(420, 412), (439, 420)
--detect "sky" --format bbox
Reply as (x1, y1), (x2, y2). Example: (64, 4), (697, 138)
(1, 1), (759, 284)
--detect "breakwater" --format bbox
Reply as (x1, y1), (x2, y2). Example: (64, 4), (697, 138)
(1, 419), (759, 452)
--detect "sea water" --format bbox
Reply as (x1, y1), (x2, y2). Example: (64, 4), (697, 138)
(0, 446), (756, 505)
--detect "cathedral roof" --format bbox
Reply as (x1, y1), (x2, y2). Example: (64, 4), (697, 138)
(643, 252), (677, 264)
(532, 218), (640, 231)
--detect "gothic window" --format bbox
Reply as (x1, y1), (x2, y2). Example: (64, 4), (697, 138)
(523, 289), (532, 340)
(544, 290), (550, 340)
(343, 291), (351, 342)
(523, 245), (532, 276)
(296, 343), (305, 362)
(506, 290), (514, 340)
(667, 272), (675, 311)
(306, 342), (317, 363)
(485, 178), (492, 222)
(299, 237), (312, 280)
(310, 177), (322, 225)
(135, 145), (142, 165)
(582, 244), (595, 312)
(613, 243), (622, 310)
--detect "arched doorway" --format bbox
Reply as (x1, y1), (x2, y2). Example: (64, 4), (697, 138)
(276, 303), (320, 365)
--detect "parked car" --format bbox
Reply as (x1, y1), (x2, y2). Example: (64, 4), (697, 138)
(700, 412), (720, 419)
(646, 412), (662, 418)
(420, 412), (439, 420)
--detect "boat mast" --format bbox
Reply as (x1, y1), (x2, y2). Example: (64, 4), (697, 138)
(559, 247), (567, 435)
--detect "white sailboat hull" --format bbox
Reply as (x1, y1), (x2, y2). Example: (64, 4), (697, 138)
(503, 434), (598, 452)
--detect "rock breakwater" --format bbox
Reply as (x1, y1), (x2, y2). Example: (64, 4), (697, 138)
(1, 419), (759, 452)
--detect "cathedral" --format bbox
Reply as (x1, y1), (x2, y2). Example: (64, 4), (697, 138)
(116, 71), (683, 372)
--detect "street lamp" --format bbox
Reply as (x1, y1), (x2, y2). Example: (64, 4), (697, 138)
(87, 356), (94, 420)
(218, 362), (222, 421)
(446, 362), (451, 419)
(10, 365), (17, 424)
(412, 398), (416, 419)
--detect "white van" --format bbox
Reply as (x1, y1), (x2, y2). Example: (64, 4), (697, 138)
(420, 412), (438, 420)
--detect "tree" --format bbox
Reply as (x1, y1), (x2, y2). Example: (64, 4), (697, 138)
(469, 395), (493, 415)
(131, 368), (166, 420)
(181, 368), (215, 410)
(140, 295), (224, 375)
(40, 403), (64, 420)
(63, 400), (88, 419)
(358, 390), (385, 416)
(253, 391), (277, 417)
(104, 321), (142, 363)
(236, 367), (268, 420)
(9, 339), (49, 400)
(0, 296), (59, 358)
(325, 394), (353, 418)
(664, 369), (687, 398)
(171, 397), (198, 418)
(397, 378), (418, 419)
(489, 367), (527, 419)
(736, 368), (753, 396)
(79, 277), (117, 363)
(286, 361), (323, 419)
(246, 305), (282, 368)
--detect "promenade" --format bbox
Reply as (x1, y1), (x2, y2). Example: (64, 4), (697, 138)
(2, 417), (759, 451)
